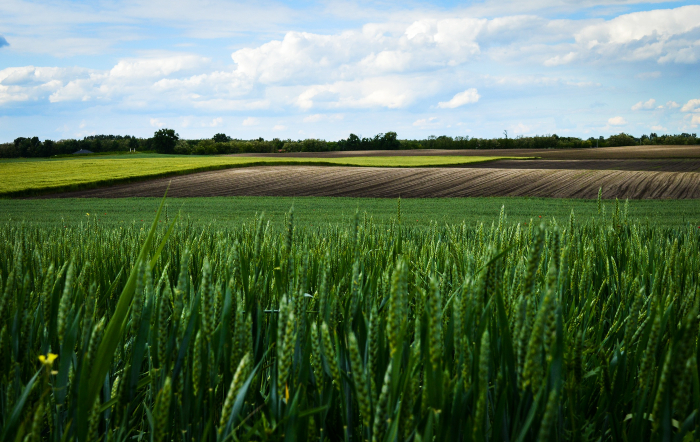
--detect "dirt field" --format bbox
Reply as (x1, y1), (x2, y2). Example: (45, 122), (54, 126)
(467, 159), (700, 172)
(230, 145), (700, 160)
(42, 165), (700, 199)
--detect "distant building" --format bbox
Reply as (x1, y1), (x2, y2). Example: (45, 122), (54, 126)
(73, 149), (93, 155)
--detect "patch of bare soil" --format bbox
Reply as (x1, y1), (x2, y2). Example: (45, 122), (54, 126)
(228, 145), (700, 160)
(40, 166), (700, 199)
(465, 159), (700, 172)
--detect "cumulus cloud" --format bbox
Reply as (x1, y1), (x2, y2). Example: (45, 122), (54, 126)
(0, 55), (250, 109)
(651, 125), (667, 131)
(692, 115), (700, 126)
(204, 117), (222, 127)
(608, 116), (627, 125)
(437, 88), (480, 109)
(150, 118), (165, 128)
(1, 4), (699, 137)
(110, 55), (208, 79)
(229, 19), (491, 86)
(631, 99), (655, 110)
(0, 36), (8, 48)
(273, 125), (286, 131)
(681, 99), (700, 112)
(242, 117), (259, 126)
(412, 117), (439, 128)
(666, 101), (680, 109)
(545, 6), (700, 65)
(512, 123), (531, 135)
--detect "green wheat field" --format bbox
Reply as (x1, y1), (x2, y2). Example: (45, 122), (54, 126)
(0, 194), (698, 442)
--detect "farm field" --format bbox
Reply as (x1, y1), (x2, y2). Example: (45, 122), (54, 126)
(231, 144), (700, 159)
(42, 164), (700, 199)
(3, 195), (700, 227)
(0, 155), (513, 197)
(467, 158), (700, 172)
(1, 199), (698, 442)
(5, 145), (694, 200)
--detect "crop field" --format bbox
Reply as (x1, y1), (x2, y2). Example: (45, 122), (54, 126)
(468, 159), (700, 172)
(3, 195), (700, 227)
(1, 198), (698, 442)
(45, 165), (700, 200)
(232, 144), (700, 160)
(0, 155), (512, 197)
(17, 146), (698, 201)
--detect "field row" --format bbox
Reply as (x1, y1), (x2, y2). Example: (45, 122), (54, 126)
(43, 165), (700, 200)
(231, 144), (700, 159)
(0, 204), (697, 441)
(0, 155), (512, 196)
(3, 196), (700, 227)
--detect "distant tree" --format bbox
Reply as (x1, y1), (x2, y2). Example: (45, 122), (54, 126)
(213, 133), (229, 143)
(42, 139), (55, 157)
(381, 131), (401, 149)
(271, 138), (284, 152)
(14, 137), (42, 157)
(128, 137), (139, 152)
(152, 129), (179, 154)
(606, 133), (636, 147)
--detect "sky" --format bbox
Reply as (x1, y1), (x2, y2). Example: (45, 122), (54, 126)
(1, 0), (700, 142)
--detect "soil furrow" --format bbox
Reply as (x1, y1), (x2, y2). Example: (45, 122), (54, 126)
(37, 166), (700, 200)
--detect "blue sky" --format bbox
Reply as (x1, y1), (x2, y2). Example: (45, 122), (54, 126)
(1, 0), (699, 142)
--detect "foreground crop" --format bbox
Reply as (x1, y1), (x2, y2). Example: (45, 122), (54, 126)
(0, 204), (698, 442)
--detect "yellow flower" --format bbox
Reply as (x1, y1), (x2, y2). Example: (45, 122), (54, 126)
(39, 353), (58, 367)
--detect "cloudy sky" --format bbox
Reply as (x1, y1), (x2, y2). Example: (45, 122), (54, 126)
(1, 0), (699, 142)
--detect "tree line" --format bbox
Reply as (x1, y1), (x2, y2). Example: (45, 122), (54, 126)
(1, 129), (697, 158)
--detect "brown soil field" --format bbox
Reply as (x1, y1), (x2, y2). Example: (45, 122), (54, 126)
(230, 145), (700, 160)
(42, 166), (700, 199)
(467, 159), (700, 172)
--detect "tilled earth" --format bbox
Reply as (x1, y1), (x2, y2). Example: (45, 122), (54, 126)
(229, 145), (700, 160)
(40, 163), (700, 199)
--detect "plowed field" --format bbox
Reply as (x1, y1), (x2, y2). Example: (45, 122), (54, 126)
(230, 145), (700, 159)
(41, 165), (700, 199)
(467, 159), (700, 172)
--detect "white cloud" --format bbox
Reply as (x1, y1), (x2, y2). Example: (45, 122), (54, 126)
(651, 125), (667, 131)
(544, 52), (578, 67)
(242, 117), (259, 126)
(110, 55), (208, 79)
(631, 99), (655, 110)
(547, 6), (700, 65)
(437, 88), (480, 109)
(204, 117), (222, 127)
(576, 7), (700, 46)
(692, 115), (700, 127)
(150, 118), (165, 128)
(2, 3), (700, 140)
(681, 99), (700, 112)
(608, 116), (627, 125)
(0, 55), (221, 106)
(272, 125), (286, 131)
(412, 117), (439, 128)
(512, 123), (531, 135)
